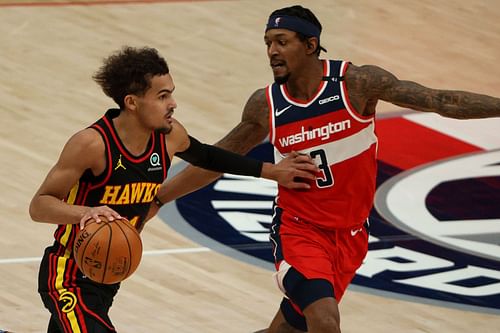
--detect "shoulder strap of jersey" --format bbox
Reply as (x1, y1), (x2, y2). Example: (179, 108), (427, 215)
(322, 60), (349, 82)
(83, 114), (114, 188)
(156, 131), (170, 179)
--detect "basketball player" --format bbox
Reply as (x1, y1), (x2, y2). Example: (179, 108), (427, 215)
(29, 46), (318, 333)
(151, 5), (500, 333)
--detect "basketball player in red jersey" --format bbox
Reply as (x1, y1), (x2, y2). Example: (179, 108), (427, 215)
(151, 5), (500, 333)
(29, 46), (317, 333)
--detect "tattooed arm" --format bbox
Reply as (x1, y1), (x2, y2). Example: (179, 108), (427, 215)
(345, 64), (500, 119)
(209, 88), (270, 155)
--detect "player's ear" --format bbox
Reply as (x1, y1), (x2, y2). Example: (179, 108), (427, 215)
(124, 95), (137, 111)
(306, 37), (319, 55)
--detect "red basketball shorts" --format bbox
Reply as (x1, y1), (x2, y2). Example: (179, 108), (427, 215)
(270, 206), (369, 303)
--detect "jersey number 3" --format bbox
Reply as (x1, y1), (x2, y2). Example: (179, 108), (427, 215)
(310, 149), (334, 188)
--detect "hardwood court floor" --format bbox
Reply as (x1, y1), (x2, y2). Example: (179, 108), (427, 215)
(0, 0), (499, 332)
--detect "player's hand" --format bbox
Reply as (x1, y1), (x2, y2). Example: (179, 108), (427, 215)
(262, 151), (319, 189)
(79, 206), (123, 229)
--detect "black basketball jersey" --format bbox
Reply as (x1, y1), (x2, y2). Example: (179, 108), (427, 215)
(52, 109), (170, 251)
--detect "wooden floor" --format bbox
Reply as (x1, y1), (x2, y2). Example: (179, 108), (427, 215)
(0, 0), (499, 332)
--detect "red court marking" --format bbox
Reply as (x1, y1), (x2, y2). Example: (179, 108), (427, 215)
(0, 0), (216, 8)
(376, 117), (481, 170)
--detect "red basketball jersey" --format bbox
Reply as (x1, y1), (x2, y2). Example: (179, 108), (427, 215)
(267, 60), (378, 229)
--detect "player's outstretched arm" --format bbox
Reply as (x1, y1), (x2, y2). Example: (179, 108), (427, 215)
(165, 115), (317, 189)
(349, 64), (500, 119)
(176, 136), (317, 186)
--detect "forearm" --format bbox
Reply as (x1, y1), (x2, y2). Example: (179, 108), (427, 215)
(387, 80), (500, 119)
(432, 90), (500, 119)
(175, 136), (263, 177)
(29, 194), (87, 225)
(156, 133), (265, 205)
(155, 164), (222, 204)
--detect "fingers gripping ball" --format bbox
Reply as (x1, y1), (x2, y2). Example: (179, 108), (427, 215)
(73, 217), (142, 284)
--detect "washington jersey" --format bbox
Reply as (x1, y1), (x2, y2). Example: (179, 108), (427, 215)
(52, 109), (170, 252)
(267, 60), (378, 229)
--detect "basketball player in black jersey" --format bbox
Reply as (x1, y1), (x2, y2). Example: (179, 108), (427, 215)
(152, 5), (500, 333)
(29, 46), (318, 333)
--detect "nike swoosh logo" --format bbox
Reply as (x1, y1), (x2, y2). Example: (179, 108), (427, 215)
(350, 228), (363, 236)
(275, 105), (292, 117)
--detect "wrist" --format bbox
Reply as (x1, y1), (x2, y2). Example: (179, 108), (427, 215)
(260, 162), (275, 180)
(153, 195), (164, 208)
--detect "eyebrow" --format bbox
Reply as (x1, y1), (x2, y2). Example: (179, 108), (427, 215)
(158, 87), (175, 94)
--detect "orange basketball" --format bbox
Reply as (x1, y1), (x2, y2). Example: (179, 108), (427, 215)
(73, 217), (142, 284)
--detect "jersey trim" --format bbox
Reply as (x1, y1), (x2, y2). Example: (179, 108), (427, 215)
(160, 134), (168, 180)
(67, 182), (79, 205)
(89, 124), (113, 189)
(280, 59), (330, 107)
(339, 61), (373, 123)
(267, 86), (277, 145)
(76, 182), (89, 206)
(102, 115), (155, 163)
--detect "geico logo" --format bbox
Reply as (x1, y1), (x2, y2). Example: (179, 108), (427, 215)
(318, 95), (340, 105)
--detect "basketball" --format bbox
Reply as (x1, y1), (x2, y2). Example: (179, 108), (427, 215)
(73, 217), (142, 284)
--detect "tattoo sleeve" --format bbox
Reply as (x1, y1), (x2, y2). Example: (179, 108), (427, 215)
(354, 65), (500, 119)
(385, 80), (500, 119)
(215, 88), (269, 154)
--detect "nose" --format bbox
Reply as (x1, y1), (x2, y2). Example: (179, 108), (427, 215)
(267, 42), (279, 58)
(169, 97), (177, 110)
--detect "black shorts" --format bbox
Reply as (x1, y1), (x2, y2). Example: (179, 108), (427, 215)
(38, 243), (120, 333)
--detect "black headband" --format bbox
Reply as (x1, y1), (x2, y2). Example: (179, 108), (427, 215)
(266, 15), (320, 37)
(265, 15), (326, 52)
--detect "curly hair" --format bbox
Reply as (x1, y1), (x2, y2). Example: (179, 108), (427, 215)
(269, 5), (326, 55)
(93, 46), (169, 109)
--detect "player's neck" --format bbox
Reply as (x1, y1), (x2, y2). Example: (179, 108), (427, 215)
(112, 112), (151, 156)
(285, 58), (324, 101)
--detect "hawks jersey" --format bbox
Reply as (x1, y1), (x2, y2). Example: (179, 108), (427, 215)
(267, 60), (378, 230)
(52, 109), (170, 252)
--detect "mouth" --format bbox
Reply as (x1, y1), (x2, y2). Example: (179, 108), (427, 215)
(165, 112), (174, 124)
(270, 59), (286, 71)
